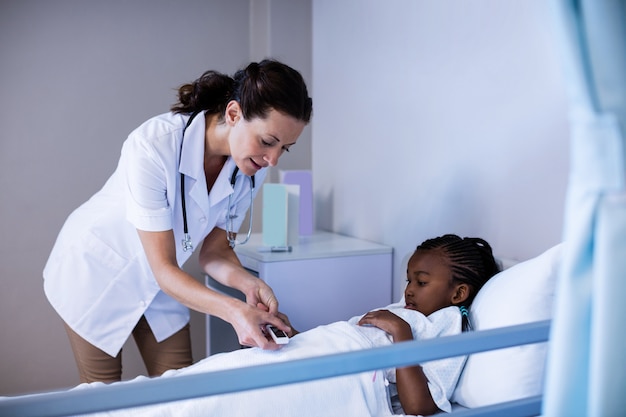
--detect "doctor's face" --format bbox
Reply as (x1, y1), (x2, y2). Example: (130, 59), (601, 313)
(230, 108), (305, 177)
(404, 249), (459, 316)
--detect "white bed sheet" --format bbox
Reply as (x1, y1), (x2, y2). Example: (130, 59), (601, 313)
(69, 304), (464, 417)
(73, 321), (399, 417)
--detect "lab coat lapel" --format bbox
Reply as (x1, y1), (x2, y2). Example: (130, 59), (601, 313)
(209, 158), (236, 207)
(178, 113), (204, 179)
(178, 113), (235, 217)
(178, 114), (210, 218)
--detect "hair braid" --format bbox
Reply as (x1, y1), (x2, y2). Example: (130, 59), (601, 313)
(416, 234), (500, 331)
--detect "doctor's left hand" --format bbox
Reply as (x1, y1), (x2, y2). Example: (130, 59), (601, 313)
(243, 278), (279, 316)
(230, 299), (290, 350)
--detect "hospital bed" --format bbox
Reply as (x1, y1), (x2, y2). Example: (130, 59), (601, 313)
(0, 242), (561, 417)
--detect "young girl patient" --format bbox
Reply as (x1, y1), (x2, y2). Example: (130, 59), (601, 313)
(281, 234), (500, 416)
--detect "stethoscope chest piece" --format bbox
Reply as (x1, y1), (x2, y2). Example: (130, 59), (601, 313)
(181, 233), (193, 252)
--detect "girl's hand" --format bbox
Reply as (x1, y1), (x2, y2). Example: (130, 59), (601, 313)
(360, 310), (438, 415)
(358, 310), (413, 342)
(276, 311), (299, 337)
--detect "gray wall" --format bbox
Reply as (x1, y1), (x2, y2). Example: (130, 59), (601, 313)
(311, 0), (570, 300)
(0, 0), (311, 395)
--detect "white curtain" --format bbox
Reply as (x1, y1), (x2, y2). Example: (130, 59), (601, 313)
(544, 0), (626, 416)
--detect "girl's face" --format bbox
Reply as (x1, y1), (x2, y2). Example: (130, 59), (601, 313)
(228, 106), (306, 176)
(404, 249), (463, 316)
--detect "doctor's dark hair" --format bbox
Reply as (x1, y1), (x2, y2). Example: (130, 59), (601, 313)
(170, 59), (312, 123)
(414, 234), (500, 331)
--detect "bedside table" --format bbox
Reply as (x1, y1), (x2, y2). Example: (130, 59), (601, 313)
(205, 231), (393, 355)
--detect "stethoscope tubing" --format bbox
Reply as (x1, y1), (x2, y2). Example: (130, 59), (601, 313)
(179, 111), (255, 252)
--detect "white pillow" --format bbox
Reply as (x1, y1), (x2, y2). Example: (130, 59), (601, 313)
(452, 243), (563, 408)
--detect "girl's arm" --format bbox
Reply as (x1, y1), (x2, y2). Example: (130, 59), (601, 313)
(358, 310), (440, 416)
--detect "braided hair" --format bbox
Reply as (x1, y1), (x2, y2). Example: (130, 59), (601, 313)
(170, 59), (312, 123)
(415, 234), (500, 331)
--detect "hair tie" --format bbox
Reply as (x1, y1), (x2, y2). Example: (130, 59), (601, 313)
(459, 306), (469, 317)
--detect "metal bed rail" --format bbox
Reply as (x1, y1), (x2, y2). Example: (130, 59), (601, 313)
(0, 320), (550, 417)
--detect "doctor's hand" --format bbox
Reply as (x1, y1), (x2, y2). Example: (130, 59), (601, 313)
(255, 304), (298, 337)
(242, 277), (280, 316)
(230, 301), (291, 350)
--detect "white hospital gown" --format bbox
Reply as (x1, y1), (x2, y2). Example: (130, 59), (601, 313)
(348, 303), (466, 414)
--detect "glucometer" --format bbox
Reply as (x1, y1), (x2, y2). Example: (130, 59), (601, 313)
(257, 246), (293, 253)
(265, 324), (289, 344)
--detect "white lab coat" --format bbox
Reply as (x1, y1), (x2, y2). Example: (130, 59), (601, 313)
(43, 112), (267, 357)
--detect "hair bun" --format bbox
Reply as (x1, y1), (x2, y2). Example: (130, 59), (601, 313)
(246, 62), (260, 76)
(173, 60), (311, 122)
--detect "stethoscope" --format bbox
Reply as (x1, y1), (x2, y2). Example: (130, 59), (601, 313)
(180, 111), (255, 252)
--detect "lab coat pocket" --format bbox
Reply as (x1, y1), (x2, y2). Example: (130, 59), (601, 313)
(70, 232), (130, 304)
(44, 231), (131, 329)
(83, 232), (128, 272)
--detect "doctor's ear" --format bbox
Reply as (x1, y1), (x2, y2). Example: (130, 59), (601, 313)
(225, 100), (242, 126)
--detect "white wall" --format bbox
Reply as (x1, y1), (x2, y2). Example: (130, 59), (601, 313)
(0, 0), (311, 396)
(312, 0), (570, 300)
(248, 0), (313, 228)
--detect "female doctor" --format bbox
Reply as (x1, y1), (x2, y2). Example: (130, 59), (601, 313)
(43, 59), (313, 383)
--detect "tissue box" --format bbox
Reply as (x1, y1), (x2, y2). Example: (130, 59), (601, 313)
(279, 170), (313, 235)
(262, 183), (299, 247)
